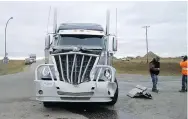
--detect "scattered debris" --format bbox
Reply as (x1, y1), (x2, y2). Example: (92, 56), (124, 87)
(44, 114), (50, 117)
(127, 85), (152, 99)
(56, 118), (69, 119)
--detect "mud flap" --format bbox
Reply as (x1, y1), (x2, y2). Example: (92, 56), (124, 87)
(127, 85), (152, 99)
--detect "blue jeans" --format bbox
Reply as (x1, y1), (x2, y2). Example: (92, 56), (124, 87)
(182, 75), (187, 90)
(151, 74), (158, 90)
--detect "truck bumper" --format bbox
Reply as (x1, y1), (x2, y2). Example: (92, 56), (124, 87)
(34, 80), (117, 103)
(36, 97), (112, 102)
(34, 64), (117, 103)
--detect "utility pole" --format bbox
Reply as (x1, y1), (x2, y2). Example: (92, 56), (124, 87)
(3, 17), (13, 64)
(142, 26), (150, 63)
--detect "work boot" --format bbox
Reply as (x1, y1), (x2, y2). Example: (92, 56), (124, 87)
(179, 89), (186, 92)
(152, 89), (159, 93)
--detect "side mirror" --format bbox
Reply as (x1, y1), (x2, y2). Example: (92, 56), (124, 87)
(112, 37), (117, 51)
(45, 35), (50, 49)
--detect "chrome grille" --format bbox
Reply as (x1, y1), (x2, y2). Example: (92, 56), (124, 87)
(53, 53), (98, 85)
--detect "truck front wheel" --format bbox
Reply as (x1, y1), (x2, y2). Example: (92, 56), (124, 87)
(107, 79), (119, 105)
(43, 102), (54, 108)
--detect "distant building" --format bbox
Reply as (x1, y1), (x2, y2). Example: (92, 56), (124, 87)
(136, 56), (141, 59)
(143, 51), (159, 59)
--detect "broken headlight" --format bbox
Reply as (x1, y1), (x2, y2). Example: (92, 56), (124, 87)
(104, 68), (112, 80)
(42, 67), (50, 77)
(41, 66), (55, 78)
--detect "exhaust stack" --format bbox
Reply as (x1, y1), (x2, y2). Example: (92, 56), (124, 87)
(105, 10), (110, 65)
(105, 10), (110, 35)
(53, 8), (57, 34)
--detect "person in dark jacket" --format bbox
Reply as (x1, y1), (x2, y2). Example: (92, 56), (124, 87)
(149, 57), (160, 93)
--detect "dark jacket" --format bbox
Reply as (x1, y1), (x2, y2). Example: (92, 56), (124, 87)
(149, 60), (160, 75)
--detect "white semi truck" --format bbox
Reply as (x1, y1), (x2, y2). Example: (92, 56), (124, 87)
(29, 54), (36, 63)
(34, 9), (118, 108)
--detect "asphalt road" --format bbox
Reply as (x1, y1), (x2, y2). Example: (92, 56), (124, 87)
(0, 61), (187, 119)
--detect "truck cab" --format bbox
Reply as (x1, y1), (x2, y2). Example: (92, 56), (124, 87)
(34, 10), (118, 108)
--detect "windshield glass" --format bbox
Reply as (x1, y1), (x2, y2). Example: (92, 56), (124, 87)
(56, 35), (104, 47)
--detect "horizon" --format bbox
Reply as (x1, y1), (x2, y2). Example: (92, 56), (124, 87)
(0, 56), (44, 60)
(0, 51), (185, 60)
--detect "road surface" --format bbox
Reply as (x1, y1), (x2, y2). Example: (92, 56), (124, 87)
(0, 61), (187, 119)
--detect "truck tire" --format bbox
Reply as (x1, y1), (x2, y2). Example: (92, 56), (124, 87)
(107, 79), (119, 105)
(43, 102), (54, 108)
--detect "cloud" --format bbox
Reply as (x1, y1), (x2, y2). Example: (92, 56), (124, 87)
(121, 1), (187, 26)
(0, 1), (187, 59)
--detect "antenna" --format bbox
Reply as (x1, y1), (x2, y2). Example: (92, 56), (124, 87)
(53, 7), (57, 34)
(46, 6), (51, 34)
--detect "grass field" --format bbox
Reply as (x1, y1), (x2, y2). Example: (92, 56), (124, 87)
(113, 58), (182, 76)
(0, 60), (26, 76)
(0, 58), (183, 76)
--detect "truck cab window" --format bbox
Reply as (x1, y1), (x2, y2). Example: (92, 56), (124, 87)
(57, 35), (104, 47)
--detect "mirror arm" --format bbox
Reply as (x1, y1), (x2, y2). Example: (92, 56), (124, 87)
(45, 35), (51, 49)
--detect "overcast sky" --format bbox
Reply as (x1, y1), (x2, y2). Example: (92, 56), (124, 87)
(0, 1), (187, 58)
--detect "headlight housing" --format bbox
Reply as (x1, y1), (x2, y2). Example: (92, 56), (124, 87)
(42, 67), (50, 77)
(104, 68), (112, 80)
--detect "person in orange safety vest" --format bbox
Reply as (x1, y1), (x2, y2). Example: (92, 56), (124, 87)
(179, 55), (187, 92)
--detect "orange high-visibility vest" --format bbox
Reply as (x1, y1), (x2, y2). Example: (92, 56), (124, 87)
(180, 60), (188, 75)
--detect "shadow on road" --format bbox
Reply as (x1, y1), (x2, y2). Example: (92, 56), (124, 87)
(43, 102), (137, 119)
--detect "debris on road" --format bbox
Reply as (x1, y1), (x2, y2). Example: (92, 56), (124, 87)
(44, 114), (50, 117)
(127, 85), (152, 99)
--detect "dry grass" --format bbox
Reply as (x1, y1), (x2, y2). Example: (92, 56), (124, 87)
(0, 58), (183, 76)
(113, 58), (182, 76)
(0, 60), (26, 75)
